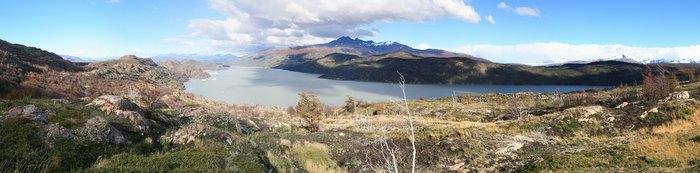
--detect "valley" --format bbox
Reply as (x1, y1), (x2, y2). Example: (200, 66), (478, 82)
(1, 39), (700, 172)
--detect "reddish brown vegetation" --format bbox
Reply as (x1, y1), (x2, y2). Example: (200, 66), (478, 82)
(295, 92), (324, 132)
(642, 65), (672, 101)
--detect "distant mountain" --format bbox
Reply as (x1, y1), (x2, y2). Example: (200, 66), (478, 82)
(59, 54), (86, 62)
(543, 54), (641, 66)
(277, 52), (651, 86)
(231, 36), (488, 67)
(150, 54), (236, 64)
(641, 58), (700, 64)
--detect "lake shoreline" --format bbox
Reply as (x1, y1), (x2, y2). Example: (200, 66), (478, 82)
(185, 66), (611, 107)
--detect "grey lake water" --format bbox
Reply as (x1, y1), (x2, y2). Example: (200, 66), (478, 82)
(185, 66), (608, 107)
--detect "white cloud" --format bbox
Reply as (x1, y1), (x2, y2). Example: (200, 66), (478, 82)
(415, 43), (432, 50)
(176, 0), (482, 52)
(513, 7), (540, 16)
(497, 2), (509, 9)
(109, 0), (120, 3)
(497, 2), (540, 17)
(485, 15), (496, 24)
(451, 43), (700, 65)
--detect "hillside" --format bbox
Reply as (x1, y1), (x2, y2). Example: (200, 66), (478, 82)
(1, 40), (700, 172)
(280, 52), (652, 85)
(157, 59), (226, 80)
(234, 38), (700, 86)
(0, 39), (81, 96)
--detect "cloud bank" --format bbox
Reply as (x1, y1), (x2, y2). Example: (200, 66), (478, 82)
(452, 43), (700, 65)
(176, 0), (481, 52)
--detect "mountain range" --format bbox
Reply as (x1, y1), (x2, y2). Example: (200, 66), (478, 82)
(231, 37), (700, 85)
(149, 53), (236, 64)
(231, 36), (488, 67)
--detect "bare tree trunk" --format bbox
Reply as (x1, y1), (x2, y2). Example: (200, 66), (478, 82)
(397, 72), (416, 173)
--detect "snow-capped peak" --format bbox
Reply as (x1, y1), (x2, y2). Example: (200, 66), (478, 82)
(641, 58), (700, 64)
(372, 41), (397, 46)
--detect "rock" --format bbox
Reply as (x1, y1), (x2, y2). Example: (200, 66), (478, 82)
(449, 161), (465, 171)
(649, 107), (659, 113)
(81, 116), (126, 144)
(607, 117), (615, 122)
(670, 91), (691, 100)
(496, 135), (532, 155)
(168, 124), (206, 144)
(244, 119), (260, 131)
(5, 105), (51, 124)
(615, 102), (629, 109)
(640, 107), (660, 119)
(578, 118), (594, 123)
(42, 123), (76, 140)
(88, 95), (150, 133)
(562, 106), (604, 118)
(80, 97), (93, 102)
(88, 95), (141, 113)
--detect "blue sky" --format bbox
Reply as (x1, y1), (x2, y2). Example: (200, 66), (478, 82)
(1, 0), (699, 63)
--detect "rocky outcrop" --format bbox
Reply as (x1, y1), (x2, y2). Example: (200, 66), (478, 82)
(669, 91), (691, 100)
(552, 106), (605, 122)
(167, 123), (206, 145)
(4, 105), (51, 124)
(80, 116), (126, 144)
(41, 123), (76, 140)
(87, 95), (150, 133)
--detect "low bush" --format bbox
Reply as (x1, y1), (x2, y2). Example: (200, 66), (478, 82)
(523, 145), (676, 172)
(0, 117), (112, 172)
(295, 92), (325, 132)
(92, 147), (228, 172)
(640, 101), (695, 127)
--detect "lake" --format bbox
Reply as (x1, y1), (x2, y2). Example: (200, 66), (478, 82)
(185, 66), (608, 107)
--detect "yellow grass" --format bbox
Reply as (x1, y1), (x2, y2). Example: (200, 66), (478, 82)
(651, 109), (700, 134)
(321, 115), (496, 134)
(631, 110), (700, 165)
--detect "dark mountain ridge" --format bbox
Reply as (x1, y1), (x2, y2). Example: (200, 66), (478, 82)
(278, 52), (685, 86)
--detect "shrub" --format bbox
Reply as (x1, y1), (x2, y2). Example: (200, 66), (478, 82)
(563, 92), (596, 108)
(641, 66), (671, 101)
(523, 145), (676, 172)
(137, 86), (172, 113)
(640, 101), (694, 126)
(460, 94), (470, 103)
(0, 117), (110, 172)
(295, 92), (324, 132)
(373, 103), (387, 115)
(344, 96), (356, 113)
(92, 147), (229, 172)
(290, 141), (346, 173)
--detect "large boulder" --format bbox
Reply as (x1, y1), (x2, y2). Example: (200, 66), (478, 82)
(4, 105), (51, 124)
(80, 116), (126, 144)
(669, 91), (691, 100)
(87, 95), (150, 133)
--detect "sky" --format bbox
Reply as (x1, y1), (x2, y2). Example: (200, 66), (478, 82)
(1, 0), (699, 64)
